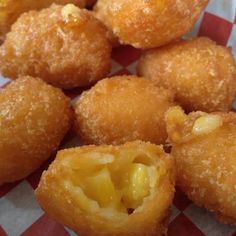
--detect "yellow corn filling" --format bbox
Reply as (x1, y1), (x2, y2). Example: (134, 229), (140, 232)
(65, 153), (158, 215)
(192, 114), (222, 135)
(166, 106), (187, 125)
(61, 4), (81, 23)
(122, 163), (150, 209)
(83, 167), (120, 209)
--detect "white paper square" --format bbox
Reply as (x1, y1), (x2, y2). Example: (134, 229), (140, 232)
(184, 11), (205, 38)
(127, 61), (138, 75)
(0, 181), (43, 236)
(0, 75), (9, 88)
(228, 24), (236, 58)
(170, 205), (181, 222)
(206, 0), (236, 23)
(110, 60), (123, 75)
(184, 204), (236, 236)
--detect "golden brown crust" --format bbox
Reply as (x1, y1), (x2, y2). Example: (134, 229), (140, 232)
(94, 0), (209, 48)
(74, 75), (175, 145)
(93, 8), (120, 48)
(0, 0), (86, 43)
(0, 4), (112, 89)
(165, 106), (236, 225)
(0, 77), (72, 185)
(138, 37), (236, 112)
(35, 141), (175, 235)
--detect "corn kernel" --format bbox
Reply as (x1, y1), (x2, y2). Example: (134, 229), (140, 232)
(192, 114), (222, 135)
(166, 106), (187, 124)
(83, 168), (120, 208)
(122, 163), (150, 209)
(63, 181), (99, 213)
(147, 166), (158, 188)
(61, 4), (80, 22)
(74, 188), (99, 213)
(89, 152), (114, 164)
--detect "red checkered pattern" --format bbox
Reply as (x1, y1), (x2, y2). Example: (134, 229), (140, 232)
(0, 1), (236, 235)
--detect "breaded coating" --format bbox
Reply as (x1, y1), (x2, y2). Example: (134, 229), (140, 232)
(35, 141), (175, 236)
(74, 76), (174, 145)
(0, 0), (86, 43)
(0, 77), (71, 185)
(138, 37), (236, 112)
(0, 4), (112, 89)
(165, 106), (236, 224)
(94, 0), (209, 49)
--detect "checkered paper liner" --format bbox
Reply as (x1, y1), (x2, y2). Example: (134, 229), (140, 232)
(0, 1), (236, 235)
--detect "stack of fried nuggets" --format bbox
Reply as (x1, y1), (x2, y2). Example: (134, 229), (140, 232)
(0, 0), (235, 235)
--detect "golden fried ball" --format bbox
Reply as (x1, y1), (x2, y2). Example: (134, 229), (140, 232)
(165, 106), (236, 224)
(36, 141), (175, 236)
(94, 0), (209, 49)
(0, 4), (112, 89)
(0, 0), (86, 43)
(138, 37), (236, 112)
(74, 76), (174, 145)
(0, 77), (71, 185)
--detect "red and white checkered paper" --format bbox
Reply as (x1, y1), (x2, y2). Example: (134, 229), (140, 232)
(0, 1), (236, 235)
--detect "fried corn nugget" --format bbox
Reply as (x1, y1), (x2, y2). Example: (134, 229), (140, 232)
(74, 76), (174, 145)
(0, 0), (86, 43)
(35, 141), (175, 236)
(165, 106), (236, 224)
(0, 4), (112, 89)
(138, 37), (236, 112)
(94, 0), (209, 49)
(0, 77), (71, 185)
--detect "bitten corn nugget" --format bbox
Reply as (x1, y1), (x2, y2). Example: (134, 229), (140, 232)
(36, 141), (175, 236)
(165, 106), (236, 224)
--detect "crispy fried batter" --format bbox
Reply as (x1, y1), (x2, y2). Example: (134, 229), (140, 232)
(35, 141), (175, 236)
(138, 37), (236, 112)
(0, 4), (112, 89)
(0, 77), (71, 185)
(0, 0), (86, 42)
(165, 106), (236, 224)
(94, 0), (209, 48)
(74, 76), (174, 145)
